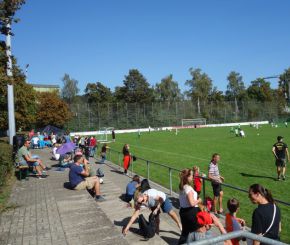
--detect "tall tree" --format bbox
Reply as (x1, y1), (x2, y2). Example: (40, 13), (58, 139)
(114, 69), (153, 103)
(36, 91), (72, 128)
(185, 68), (212, 113)
(247, 78), (274, 102)
(0, 42), (37, 131)
(225, 71), (247, 101)
(0, 0), (25, 35)
(61, 73), (79, 104)
(85, 82), (113, 104)
(279, 67), (290, 101)
(209, 87), (224, 102)
(154, 74), (182, 102)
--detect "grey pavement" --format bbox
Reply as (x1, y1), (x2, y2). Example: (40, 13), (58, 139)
(0, 148), (128, 245)
(0, 148), (243, 245)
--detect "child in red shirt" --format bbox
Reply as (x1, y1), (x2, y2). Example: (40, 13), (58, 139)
(193, 166), (202, 196)
(225, 198), (245, 245)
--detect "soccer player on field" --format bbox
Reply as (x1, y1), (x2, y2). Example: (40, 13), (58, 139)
(272, 136), (289, 181)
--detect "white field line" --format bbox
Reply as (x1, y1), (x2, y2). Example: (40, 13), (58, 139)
(112, 141), (272, 175)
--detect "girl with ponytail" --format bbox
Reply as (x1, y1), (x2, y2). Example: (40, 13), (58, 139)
(248, 184), (281, 244)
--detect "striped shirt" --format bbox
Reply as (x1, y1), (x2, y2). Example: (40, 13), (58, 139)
(208, 162), (220, 180)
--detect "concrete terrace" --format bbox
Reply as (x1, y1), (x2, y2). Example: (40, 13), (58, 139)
(0, 148), (185, 245)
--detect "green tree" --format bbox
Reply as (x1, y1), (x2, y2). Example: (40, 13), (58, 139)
(36, 91), (72, 128)
(0, 0), (25, 35)
(61, 73), (79, 104)
(225, 71), (247, 101)
(279, 68), (290, 101)
(247, 78), (274, 102)
(0, 43), (37, 131)
(114, 69), (153, 103)
(85, 82), (113, 104)
(185, 68), (212, 114)
(154, 74), (182, 102)
(209, 87), (224, 102)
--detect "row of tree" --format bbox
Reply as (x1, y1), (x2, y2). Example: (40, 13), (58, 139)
(0, 0), (72, 131)
(62, 68), (290, 107)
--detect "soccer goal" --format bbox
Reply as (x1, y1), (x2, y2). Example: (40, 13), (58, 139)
(96, 127), (114, 142)
(181, 118), (207, 127)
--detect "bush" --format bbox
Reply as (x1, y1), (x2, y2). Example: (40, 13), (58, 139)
(0, 142), (13, 186)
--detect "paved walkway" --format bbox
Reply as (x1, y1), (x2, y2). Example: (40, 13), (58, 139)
(0, 148), (231, 245)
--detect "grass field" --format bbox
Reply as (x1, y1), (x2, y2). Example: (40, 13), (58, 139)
(105, 124), (290, 243)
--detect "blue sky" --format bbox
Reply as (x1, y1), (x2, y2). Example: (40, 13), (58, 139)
(8, 0), (290, 94)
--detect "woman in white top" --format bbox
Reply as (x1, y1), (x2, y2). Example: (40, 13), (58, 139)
(178, 168), (202, 244)
(122, 188), (182, 235)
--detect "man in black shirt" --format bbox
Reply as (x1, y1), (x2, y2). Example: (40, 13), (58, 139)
(272, 136), (289, 181)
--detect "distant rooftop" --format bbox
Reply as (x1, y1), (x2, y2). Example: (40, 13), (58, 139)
(30, 83), (60, 88)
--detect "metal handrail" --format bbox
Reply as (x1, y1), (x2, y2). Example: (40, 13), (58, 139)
(108, 148), (290, 207)
(188, 230), (287, 245)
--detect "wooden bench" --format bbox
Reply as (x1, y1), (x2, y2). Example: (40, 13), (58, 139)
(15, 165), (29, 180)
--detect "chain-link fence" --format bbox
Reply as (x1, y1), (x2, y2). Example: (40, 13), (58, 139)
(66, 100), (286, 131)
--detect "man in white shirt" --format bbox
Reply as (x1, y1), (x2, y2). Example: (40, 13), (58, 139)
(208, 153), (224, 215)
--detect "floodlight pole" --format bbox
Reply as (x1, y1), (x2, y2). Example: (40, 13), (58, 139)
(6, 21), (16, 145)
(262, 75), (289, 100)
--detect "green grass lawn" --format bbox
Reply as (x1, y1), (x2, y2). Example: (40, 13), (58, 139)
(105, 124), (290, 243)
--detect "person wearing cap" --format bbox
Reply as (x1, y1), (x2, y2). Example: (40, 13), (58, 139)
(272, 136), (289, 181)
(122, 188), (182, 236)
(187, 211), (231, 245)
(16, 139), (47, 178)
(69, 155), (105, 202)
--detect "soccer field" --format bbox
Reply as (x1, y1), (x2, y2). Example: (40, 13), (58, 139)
(107, 125), (290, 242)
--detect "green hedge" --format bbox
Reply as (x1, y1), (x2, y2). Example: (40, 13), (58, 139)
(0, 142), (13, 186)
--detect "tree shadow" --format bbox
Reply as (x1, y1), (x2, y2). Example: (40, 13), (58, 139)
(240, 172), (276, 181)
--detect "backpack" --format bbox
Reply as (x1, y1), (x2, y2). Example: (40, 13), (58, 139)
(138, 213), (156, 239)
(96, 168), (104, 177)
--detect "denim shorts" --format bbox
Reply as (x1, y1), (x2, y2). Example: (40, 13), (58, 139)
(161, 197), (173, 213)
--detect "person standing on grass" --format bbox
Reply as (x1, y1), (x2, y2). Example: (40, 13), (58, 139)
(112, 129), (116, 142)
(248, 184), (281, 245)
(123, 144), (131, 175)
(208, 153), (224, 216)
(272, 136), (289, 181)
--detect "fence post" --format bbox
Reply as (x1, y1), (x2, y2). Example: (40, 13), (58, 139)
(147, 161), (150, 180)
(169, 168), (172, 195)
(131, 156), (134, 177)
(202, 177), (206, 205)
(118, 152), (121, 169)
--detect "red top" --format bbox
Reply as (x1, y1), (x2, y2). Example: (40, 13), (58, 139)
(194, 172), (202, 192)
(90, 138), (96, 147)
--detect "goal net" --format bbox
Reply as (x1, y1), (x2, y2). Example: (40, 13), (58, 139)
(181, 118), (206, 127)
(96, 127), (114, 142)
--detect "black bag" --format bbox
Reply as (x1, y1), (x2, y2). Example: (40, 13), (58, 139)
(138, 213), (156, 239)
(96, 168), (104, 177)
